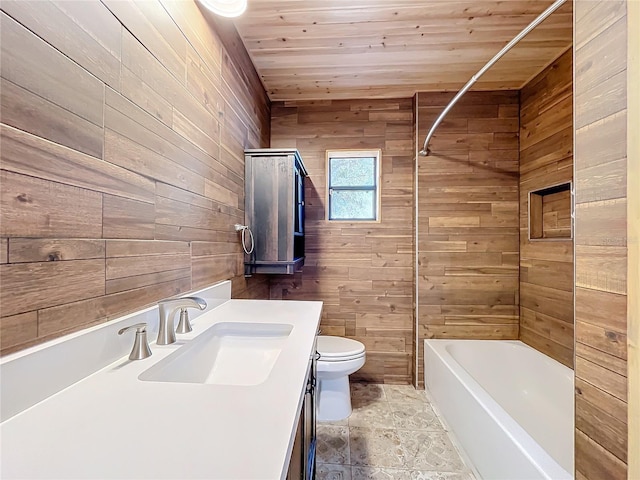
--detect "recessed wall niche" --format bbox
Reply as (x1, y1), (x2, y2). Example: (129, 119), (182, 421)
(528, 182), (572, 240)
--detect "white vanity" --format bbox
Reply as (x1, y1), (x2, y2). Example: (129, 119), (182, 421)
(0, 281), (322, 480)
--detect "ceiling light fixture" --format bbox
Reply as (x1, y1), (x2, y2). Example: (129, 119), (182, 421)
(199, 0), (247, 18)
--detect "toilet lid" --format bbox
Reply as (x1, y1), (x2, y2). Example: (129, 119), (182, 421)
(317, 336), (365, 359)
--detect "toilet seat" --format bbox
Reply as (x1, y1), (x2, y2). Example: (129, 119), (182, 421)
(317, 336), (365, 362)
(319, 351), (365, 362)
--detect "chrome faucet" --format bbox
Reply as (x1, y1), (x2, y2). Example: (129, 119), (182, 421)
(157, 297), (207, 345)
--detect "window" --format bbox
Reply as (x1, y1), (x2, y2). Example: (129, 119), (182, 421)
(327, 149), (381, 221)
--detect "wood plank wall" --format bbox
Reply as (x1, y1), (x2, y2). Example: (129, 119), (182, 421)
(0, 0), (270, 355)
(519, 49), (574, 368)
(412, 95), (419, 384)
(574, 1), (628, 478)
(627, 1), (640, 477)
(269, 99), (415, 384)
(415, 91), (520, 386)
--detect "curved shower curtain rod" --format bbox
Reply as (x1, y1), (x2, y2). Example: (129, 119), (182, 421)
(419, 0), (567, 156)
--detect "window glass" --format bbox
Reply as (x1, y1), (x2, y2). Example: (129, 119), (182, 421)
(329, 157), (376, 187)
(327, 150), (380, 221)
(330, 190), (375, 220)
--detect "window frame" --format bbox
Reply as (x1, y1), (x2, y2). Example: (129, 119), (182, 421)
(326, 149), (382, 222)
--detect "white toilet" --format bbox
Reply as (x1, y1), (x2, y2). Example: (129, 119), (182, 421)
(315, 335), (366, 422)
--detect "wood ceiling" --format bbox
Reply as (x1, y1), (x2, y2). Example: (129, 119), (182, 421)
(232, 0), (573, 100)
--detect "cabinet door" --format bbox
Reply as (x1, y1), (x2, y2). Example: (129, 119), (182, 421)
(248, 155), (294, 262)
(293, 165), (305, 261)
(303, 383), (316, 479)
(287, 416), (304, 480)
(294, 166), (304, 235)
(287, 356), (316, 480)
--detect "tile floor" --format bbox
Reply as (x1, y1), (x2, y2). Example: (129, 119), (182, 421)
(315, 383), (476, 480)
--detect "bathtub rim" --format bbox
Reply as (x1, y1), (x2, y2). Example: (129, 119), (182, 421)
(424, 338), (574, 480)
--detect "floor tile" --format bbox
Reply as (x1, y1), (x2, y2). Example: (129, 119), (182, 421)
(397, 430), (466, 472)
(408, 472), (475, 480)
(349, 427), (405, 468)
(317, 383), (474, 480)
(317, 463), (352, 480)
(390, 402), (444, 431)
(351, 467), (474, 480)
(383, 384), (429, 404)
(317, 425), (350, 465)
(351, 466), (413, 480)
(350, 383), (386, 408)
(348, 400), (395, 429)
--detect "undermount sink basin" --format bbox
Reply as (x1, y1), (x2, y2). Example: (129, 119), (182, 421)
(139, 322), (293, 386)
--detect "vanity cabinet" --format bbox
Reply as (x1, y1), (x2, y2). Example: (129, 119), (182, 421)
(287, 347), (317, 480)
(244, 149), (308, 276)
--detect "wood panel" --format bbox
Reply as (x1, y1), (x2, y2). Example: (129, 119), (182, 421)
(0, 0), (270, 354)
(0, 10), (104, 126)
(105, 241), (191, 295)
(1, 0), (121, 88)
(574, 1), (629, 477)
(628, 1), (640, 477)
(0, 78), (103, 159)
(575, 429), (627, 480)
(0, 312), (37, 351)
(519, 48), (574, 368)
(37, 277), (193, 339)
(103, 195), (155, 240)
(0, 259), (106, 319)
(0, 123), (155, 203)
(416, 91), (520, 386)
(233, 0), (572, 100)
(8, 239), (105, 263)
(269, 98), (414, 384)
(0, 238), (8, 264)
(0, 170), (104, 239)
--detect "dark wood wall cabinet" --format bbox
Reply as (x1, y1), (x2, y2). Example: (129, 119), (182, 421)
(244, 149), (308, 275)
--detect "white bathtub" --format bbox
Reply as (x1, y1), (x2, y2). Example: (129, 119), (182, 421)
(424, 339), (574, 480)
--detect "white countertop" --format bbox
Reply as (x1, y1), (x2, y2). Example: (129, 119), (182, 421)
(0, 299), (322, 480)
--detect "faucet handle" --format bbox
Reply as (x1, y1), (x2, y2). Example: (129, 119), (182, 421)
(118, 323), (152, 361)
(175, 297), (207, 334)
(176, 308), (192, 334)
(118, 323), (147, 335)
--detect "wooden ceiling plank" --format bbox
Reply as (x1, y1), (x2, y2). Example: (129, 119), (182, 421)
(232, 0), (573, 101)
